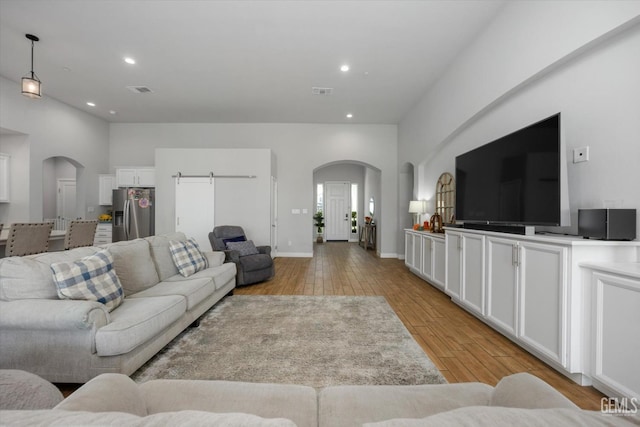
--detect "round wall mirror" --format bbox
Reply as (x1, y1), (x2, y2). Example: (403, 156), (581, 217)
(436, 172), (455, 224)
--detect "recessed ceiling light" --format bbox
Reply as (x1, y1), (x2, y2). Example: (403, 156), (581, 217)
(346, 113), (353, 119)
(340, 65), (350, 72)
(109, 110), (117, 115)
(124, 57), (136, 65)
(86, 102), (96, 107)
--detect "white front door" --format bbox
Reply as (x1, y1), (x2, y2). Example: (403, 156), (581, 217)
(57, 179), (76, 220)
(175, 177), (215, 250)
(325, 181), (351, 241)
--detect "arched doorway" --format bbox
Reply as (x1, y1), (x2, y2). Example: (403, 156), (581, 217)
(313, 161), (381, 250)
(42, 156), (82, 229)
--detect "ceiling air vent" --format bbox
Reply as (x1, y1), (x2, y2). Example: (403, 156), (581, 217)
(311, 87), (333, 96)
(126, 85), (154, 94)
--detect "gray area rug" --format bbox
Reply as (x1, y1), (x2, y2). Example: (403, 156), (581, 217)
(132, 295), (447, 388)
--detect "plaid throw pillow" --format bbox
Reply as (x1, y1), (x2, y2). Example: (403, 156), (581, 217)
(51, 249), (124, 312)
(169, 238), (208, 277)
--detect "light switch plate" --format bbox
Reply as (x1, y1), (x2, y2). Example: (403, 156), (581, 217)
(573, 146), (589, 163)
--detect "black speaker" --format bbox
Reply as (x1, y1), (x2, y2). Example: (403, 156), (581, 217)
(578, 209), (636, 241)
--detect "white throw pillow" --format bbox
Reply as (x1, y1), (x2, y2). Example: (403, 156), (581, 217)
(50, 249), (124, 312)
(169, 238), (208, 277)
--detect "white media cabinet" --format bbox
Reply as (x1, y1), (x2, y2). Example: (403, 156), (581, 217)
(404, 227), (640, 398)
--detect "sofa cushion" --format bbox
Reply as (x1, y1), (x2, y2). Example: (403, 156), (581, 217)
(0, 247), (98, 301)
(106, 239), (159, 295)
(51, 249), (124, 312)
(490, 372), (579, 409)
(0, 370), (64, 410)
(141, 379), (318, 427)
(55, 373), (148, 416)
(146, 232), (187, 281)
(128, 277), (215, 310)
(164, 262), (236, 291)
(95, 295), (186, 356)
(227, 240), (260, 256)
(169, 238), (208, 277)
(318, 383), (493, 427)
(0, 410), (299, 426)
(240, 253), (273, 272)
(361, 407), (637, 427)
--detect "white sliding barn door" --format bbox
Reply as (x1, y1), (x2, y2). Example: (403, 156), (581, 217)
(175, 177), (215, 250)
(325, 181), (351, 241)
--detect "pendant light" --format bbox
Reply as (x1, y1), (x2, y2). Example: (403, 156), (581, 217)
(21, 34), (42, 99)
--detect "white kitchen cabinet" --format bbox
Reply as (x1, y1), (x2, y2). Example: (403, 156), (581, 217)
(405, 230), (446, 290)
(404, 231), (417, 271)
(583, 264), (640, 401)
(93, 222), (113, 245)
(116, 167), (155, 187)
(461, 233), (485, 316)
(98, 174), (117, 205)
(0, 153), (9, 203)
(486, 236), (519, 336)
(448, 227), (639, 385)
(446, 230), (485, 316)
(486, 236), (568, 366)
(518, 242), (567, 366)
(421, 234), (433, 279)
(445, 231), (462, 300)
(404, 230), (423, 273)
(432, 237), (446, 289)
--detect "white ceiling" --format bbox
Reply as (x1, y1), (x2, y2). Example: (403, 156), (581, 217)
(0, 0), (505, 124)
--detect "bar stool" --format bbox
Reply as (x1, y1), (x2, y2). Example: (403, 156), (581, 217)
(4, 222), (54, 257)
(64, 220), (98, 250)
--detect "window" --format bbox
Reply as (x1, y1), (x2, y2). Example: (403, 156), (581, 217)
(351, 183), (358, 234)
(316, 183), (323, 213)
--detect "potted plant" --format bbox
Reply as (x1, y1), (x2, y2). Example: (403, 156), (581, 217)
(313, 211), (325, 243)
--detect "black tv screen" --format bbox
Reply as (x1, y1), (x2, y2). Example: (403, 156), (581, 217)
(455, 113), (561, 226)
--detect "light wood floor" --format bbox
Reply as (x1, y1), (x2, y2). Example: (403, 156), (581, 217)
(236, 241), (605, 410)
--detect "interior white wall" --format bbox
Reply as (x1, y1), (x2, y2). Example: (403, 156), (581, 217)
(111, 123), (398, 257)
(398, 2), (640, 250)
(155, 148), (273, 250)
(0, 75), (110, 223)
(0, 133), (29, 223)
(363, 166), (383, 254)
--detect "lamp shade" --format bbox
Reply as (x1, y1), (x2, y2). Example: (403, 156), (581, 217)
(408, 200), (426, 214)
(21, 76), (41, 98)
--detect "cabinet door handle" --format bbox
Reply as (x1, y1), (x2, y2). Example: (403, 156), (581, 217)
(512, 244), (520, 266)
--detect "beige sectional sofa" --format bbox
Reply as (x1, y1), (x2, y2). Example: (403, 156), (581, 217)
(1, 371), (637, 426)
(0, 232), (236, 383)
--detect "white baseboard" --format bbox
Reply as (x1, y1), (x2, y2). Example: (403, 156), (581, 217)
(275, 252), (313, 258)
(379, 252), (398, 259)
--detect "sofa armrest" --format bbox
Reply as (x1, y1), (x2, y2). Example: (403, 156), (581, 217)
(203, 251), (225, 268)
(55, 373), (147, 416)
(490, 373), (578, 409)
(257, 245), (272, 257)
(223, 249), (241, 264)
(0, 299), (110, 331)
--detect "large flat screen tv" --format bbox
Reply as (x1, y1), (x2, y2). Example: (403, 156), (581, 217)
(455, 113), (565, 227)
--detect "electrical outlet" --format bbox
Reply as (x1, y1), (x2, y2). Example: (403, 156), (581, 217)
(573, 146), (589, 163)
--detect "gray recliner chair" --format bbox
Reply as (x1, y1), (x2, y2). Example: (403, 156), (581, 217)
(209, 225), (275, 286)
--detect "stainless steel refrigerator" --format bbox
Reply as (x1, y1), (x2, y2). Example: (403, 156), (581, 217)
(112, 188), (155, 242)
